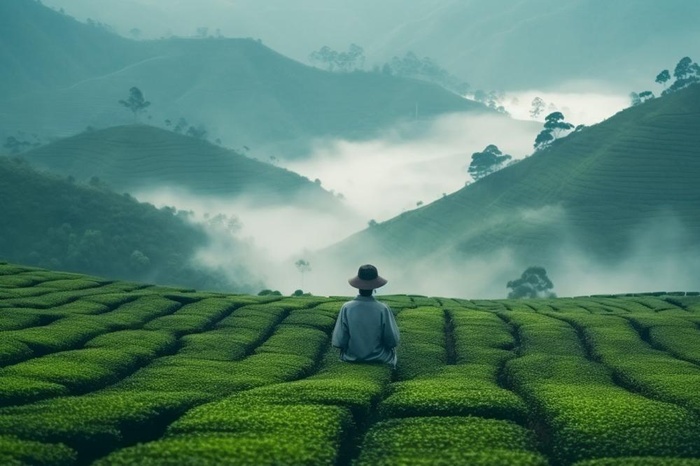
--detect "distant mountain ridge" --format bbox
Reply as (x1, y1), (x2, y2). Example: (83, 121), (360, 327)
(0, 0), (146, 94)
(0, 0), (488, 158)
(43, 0), (700, 91)
(324, 84), (700, 275)
(20, 125), (343, 209)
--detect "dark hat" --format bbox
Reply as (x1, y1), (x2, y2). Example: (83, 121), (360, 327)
(348, 264), (388, 289)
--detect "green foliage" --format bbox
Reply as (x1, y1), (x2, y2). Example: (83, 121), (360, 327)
(468, 144), (512, 181)
(575, 458), (700, 466)
(118, 86), (150, 118)
(394, 307), (446, 380)
(1, 263), (700, 464)
(0, 391), (205, 460)
(380, 51), (470, 94)
(309, 44), (365, 72)
(507, 266), (556, 299)
(0, 435), (76, 466)
(356, 417), (547, 465)
(380, 365), (528, 422)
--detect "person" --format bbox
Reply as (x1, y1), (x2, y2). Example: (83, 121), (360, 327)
(331, 264), (400, 368)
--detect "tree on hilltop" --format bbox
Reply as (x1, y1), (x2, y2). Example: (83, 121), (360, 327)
(119, 87), (150, 120)
(468, 144), (512, 181)
(534, 112), (574, 150)
(309, 44), (365, 72)
(655, 69), (671, 87)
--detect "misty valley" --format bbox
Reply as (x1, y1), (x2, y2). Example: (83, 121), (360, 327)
(2, 0), (700, 465)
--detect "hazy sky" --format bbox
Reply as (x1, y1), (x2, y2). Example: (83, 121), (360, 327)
(40, 0), (700, 91)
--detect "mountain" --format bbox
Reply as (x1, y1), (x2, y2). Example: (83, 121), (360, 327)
(39, 0), (700, 91)
(0, 156), (261, 291)
(320, 84), (700, 294)
(0, 0), (146, 94)
(1, 0), (487, 158)
(19, 125), (342, 208)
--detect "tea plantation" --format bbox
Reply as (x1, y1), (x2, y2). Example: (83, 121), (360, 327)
(1, 262), (700, 465)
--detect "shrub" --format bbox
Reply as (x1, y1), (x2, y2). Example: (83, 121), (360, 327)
(395, 307), (446, 380)
(0, 391), (205, 459)
(380, 365), (528, 423)
(0, 435), (76, 466)
(574, 458), (700, 466)
(0, 376), (69, 407)
(356, 416), (547, 465)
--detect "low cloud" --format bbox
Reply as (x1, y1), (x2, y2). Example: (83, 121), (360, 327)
(285, 112), (539, 223)
(500, 83), (629, 126)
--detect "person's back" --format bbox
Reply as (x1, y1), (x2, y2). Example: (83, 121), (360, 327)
(331, 265), (400, 367)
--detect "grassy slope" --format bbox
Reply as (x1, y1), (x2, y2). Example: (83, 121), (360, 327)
(0, 158), (257, 291)
(19, 125), (342, 208)
(328, 84), (700, 264)
(0, 0), (146, 94)
(0, 0), (488, 156)
(0, 262), (699, 465)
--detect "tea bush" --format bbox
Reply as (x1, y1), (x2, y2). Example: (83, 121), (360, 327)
(356, 416), (548, 465)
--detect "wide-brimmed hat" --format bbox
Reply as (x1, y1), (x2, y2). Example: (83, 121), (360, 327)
(348, 264), (388, 289)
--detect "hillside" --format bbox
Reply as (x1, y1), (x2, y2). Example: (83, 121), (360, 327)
(0, 0), (146, 95)
(321, 85), (700, 294)
(0, 0), (488, 157)
(42, 0), (700, 91)
(1, 261), (700, 465)
(20, 125), (343, 208)
(0, 157), (260, 291)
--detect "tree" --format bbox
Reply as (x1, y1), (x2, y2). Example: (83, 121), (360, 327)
(530, 97), (545, 118)
(468, 144), (512, 181)
(665, 56), (700, 94)
(295, 259), (311, 289)
(506, 266), (556, 299)
(638, 91), (655, 103)
(655, 69), (671, 87)
(309, 44), (365, 72)
(629, 92), (641, 106)
(186, 125), (207, 139)
(119, 87), (150, 120)
(534, 112), (574, 150)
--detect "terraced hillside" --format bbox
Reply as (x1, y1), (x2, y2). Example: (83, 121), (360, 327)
(328, 84), (700, 268)
(20, 125), (342, 208)
(2, 262), (700, 465)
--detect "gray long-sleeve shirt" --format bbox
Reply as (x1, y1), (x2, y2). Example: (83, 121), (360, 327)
(331, 295), (400, 365)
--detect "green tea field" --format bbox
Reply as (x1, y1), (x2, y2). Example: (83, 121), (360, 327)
(1, 262), (700, 465)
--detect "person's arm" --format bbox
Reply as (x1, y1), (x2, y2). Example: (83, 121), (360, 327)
(331, 307), (349, 349)
(382, 306), (400, 348)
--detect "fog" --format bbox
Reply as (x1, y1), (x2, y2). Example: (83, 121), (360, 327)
(134, 112), (540, 294)
(303, 210), (700, 300)
(286, 113), (539, 222)
(500, 85), (630, 127)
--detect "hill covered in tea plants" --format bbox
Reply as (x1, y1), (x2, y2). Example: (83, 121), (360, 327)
(0, 261), (699, 465)
(20, 125), (343, 209)
(0, 158), (259, 291)
(328, 84), (700, 269)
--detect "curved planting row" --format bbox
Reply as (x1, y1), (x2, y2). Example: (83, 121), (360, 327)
(355, 305), (546, 465)
(1, 263), (700, 465)
(548, 312), (700, 414)
(503, 310), (700, 465)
